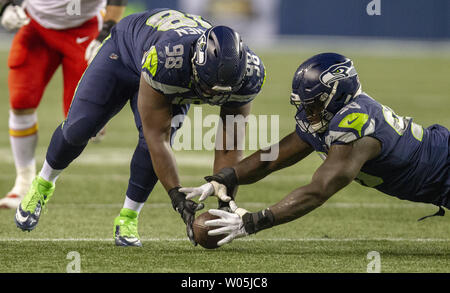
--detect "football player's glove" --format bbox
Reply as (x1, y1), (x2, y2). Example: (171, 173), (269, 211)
(206, 201), (275, 246)
(168, 187), (204, 246)
(179, 181), (231, 202)
(204, 167), (238, 210)
(1, 3), (29, 31)
(204, 167), (238, 194)
(85, 20), (116, 64)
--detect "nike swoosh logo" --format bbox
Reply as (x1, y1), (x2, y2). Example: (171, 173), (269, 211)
(76, 36), (90, 44)
(347, 117), (359, 125)
(16, 209), (29, 223)
(124, 236), (139, 242)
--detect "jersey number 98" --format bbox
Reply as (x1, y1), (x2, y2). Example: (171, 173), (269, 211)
(146, 10), (211, 31)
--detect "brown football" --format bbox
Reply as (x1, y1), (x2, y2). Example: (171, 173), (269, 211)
(193, 211), (225, 249)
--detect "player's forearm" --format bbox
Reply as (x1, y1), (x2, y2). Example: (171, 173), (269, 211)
(0, 0), (11, 6)
(95, 1), (126, 43)
(212, 149), (242, 199)
(213, 105), (247, 196)
(104, 3), (126, 23)
(235, 132), (313, 185)
(214, 103), (251, 173)
(228, 184), (327, 236)
(268, 184), (327, 226)
(0, 0), (11, 16)
(213, 149), (243, 173)
(233, 148), (283, 185)
(222, 184), (328, 237)
(146, 138), (181, 192)
(268, 162), (355, 226)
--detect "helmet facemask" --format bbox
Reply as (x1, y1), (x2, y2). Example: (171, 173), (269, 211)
(291, 81), (338, 134)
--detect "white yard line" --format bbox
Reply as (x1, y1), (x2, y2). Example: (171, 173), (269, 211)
(42, 202), (432, 209)
(0, 147), (215, 167)
(0, 237), (448, 242)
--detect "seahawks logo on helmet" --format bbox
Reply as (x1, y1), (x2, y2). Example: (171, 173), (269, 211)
(319, 60), (357, 87)
(195, 34), (208, 65)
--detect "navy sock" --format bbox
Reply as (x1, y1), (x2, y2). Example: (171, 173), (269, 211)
(126, 142), (158, 203)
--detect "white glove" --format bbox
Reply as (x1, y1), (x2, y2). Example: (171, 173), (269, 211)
(205, 200), (249, 246)
(84, 39), (101, 64)
(180, 181), (232, 202)
(1, 4), (30, 31)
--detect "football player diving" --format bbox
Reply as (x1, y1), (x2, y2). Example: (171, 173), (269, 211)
(14, 9), (266, 247)
(181, 52), (449, 246)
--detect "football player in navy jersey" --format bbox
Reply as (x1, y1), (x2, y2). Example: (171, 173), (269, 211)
(14, 9), (266, 247)
(182, 53), (449, 247)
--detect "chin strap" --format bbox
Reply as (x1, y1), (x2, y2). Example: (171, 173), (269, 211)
(417, 206), (445, 221)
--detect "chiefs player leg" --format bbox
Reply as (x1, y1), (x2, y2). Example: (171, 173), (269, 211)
(0, 21), (61, 209)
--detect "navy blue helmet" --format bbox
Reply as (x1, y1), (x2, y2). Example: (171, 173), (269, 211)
(191, 25), (247, 104)
(290, 53), (361, 133)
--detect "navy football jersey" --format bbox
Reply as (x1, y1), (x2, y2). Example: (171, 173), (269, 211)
(295, 93), (449, 207)
(111, 9), (265, 107)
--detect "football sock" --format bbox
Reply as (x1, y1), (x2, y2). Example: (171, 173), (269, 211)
(123, 196), (144, 214)
(126, 143), (158, 203)
(8, 111), (38, 194)
(39, 160), (62, 184)
(9, 110), (38, 169)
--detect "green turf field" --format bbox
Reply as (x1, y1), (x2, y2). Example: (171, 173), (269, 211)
(0, 49), (449, 273)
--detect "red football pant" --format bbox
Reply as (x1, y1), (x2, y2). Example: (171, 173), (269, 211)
(8, 15), (100, 117)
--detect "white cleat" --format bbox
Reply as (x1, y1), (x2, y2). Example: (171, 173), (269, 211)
(2, 165), (35, 209)
(0, 193), (22, 209)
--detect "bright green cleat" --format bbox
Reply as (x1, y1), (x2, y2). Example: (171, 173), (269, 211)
(114, 208), (142, 247)
(15, 176), (55, 231)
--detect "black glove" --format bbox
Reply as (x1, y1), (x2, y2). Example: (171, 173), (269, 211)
(168, 187), (204, 246)
(205, 167), (238, 211)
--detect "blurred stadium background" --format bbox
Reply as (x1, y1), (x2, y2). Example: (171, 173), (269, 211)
(0, 0), (449, 273)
